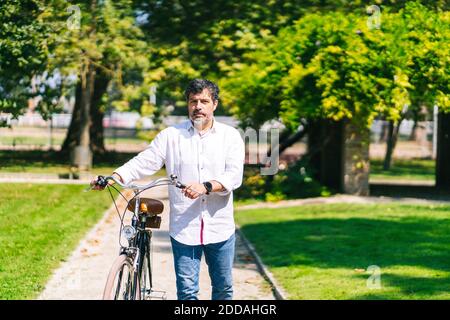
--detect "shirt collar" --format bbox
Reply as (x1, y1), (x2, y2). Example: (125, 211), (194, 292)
(187, 117), (218, 134)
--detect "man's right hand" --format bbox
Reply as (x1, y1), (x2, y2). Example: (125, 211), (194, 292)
(90, 176), (108, 191)
(90, 173), (123, 191)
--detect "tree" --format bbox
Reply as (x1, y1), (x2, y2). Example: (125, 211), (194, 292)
(42, 0), (154, 169)
(0, 0), (54, 120)
(375, 4), (449, 169)
(133, 0), (447, 110)
(222, 1), (449, 194)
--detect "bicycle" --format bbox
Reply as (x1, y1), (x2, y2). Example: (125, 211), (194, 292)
(88, 174), (185, 300)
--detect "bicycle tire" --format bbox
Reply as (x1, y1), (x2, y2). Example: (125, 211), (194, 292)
(139, 250), (151, 299)
(135, 231), (151, 300)
(103, 254), (141, 300)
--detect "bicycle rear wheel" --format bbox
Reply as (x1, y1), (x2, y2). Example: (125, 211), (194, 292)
(137, 231), (152, 300)
(103, 254), (140, 300)
(139, 249), (152, 300)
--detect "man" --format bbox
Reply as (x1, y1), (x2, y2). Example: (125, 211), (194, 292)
(92, 79), (245, 300)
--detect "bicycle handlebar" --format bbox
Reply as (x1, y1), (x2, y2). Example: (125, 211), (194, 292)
(95, 174), (186, 190)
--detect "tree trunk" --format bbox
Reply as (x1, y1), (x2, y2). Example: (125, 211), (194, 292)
(60, 81), (83, 156)
(342, 120), (370, 196)
(409, 120), (418, 141)
(60, 68), (109, 156)
(90, 69), (110, 154)
(69, 62), (96, 171)
(61, 0), (106, 161)
(436, 112), (450, 188)
(307, 119), (343, 191)
(383, 119), (402, 171)
(379, 121), (389, 142)
(307, 118), (369, 195)
(268, 123), (308, 158)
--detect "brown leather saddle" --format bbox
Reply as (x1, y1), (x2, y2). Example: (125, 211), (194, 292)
(127, 198), (164, 229)
(127, 198), (164, 216)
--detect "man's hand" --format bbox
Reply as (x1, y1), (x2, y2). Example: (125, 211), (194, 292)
(90, 176), (107, 191)
(90, 173), (122, 191)
(182, 182), (207, 199)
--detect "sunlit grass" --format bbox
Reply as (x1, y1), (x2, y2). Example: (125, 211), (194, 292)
(370, 159), (435, 182)
(0, 184), (115, 299)
(236, 203), (450, 299)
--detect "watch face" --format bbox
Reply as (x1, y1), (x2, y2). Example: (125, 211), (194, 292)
(204, 182), (212, 192)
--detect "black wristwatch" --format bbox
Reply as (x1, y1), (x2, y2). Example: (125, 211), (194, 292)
(203, 181), (213, 195)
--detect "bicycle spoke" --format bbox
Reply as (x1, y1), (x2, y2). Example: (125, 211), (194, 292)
(114, 268), (124, 300)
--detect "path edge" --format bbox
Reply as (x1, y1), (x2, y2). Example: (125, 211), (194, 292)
(37, 189), (130, 300)
(235, 226), (288, 300)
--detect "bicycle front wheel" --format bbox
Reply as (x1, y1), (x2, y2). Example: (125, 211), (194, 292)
(139, 247), (152, 300)
(103, 254), (140, 300)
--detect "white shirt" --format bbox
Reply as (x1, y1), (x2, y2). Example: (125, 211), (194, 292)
(114, 119), (245, 245)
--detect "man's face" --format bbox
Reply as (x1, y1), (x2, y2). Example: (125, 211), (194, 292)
(187, 88), (218, 129)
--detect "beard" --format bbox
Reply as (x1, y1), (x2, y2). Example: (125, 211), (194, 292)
(193, 117), (206, 130)
(191, 113), (209, 130)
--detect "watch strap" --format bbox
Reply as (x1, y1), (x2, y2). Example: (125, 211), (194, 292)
(203, 181), (212, 194)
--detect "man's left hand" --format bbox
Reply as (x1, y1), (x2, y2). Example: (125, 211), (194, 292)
(182, 182), (207, 199)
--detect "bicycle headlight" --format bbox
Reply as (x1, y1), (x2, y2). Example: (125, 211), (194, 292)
(122, 225), (136, 240)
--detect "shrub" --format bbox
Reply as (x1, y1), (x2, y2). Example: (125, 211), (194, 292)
(235, 160), (331, 203)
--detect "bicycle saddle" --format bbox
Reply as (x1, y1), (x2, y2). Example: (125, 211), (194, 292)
(127, 198), (164, 215)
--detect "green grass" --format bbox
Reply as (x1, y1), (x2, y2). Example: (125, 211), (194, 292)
(0, 183), (115, 299)
(0, 136), (147, 147)
(235, 203), (450, 299)
(370, 159), (435, 182)
(0, 136), (64, 146)
(0, 150), (165, 176)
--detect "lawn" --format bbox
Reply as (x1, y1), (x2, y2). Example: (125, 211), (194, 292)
(370, 158), (435, 182)
(235, 203), (450, 299)
(0, 135), (148, 149)
(0, 183), (116, 299)
(0, 150), (127, 175)
(0, 150), (165, 177)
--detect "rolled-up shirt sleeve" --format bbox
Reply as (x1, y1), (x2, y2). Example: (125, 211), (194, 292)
(214, 128), (245, 196)
(113, 129), (167, 185)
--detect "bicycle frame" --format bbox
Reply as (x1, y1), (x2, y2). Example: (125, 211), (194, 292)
(98, 174), (185, 300)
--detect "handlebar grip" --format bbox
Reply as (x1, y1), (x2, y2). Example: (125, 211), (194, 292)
(170, 174), (186, 189)
(176, 181), (186, 189)
(96, 175), (108, 188)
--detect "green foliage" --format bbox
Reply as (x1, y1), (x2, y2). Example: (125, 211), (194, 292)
(235, 161), (331, 203)
(2, 0), (447, 122)
(0, 0), (53, 116)
(132, 0), (448, 114)
(270, 159), (332, 199)
(234, 166), (267, 200)
(135, 128), (160, 143)
(1, 0), (158, 121)
(223, 2), (449, 129)
(47, 0), (154, 115)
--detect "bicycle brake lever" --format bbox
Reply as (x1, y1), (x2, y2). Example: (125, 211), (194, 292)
(170, 174), (186, 189)
(84, 175), (108, 192)
(176, 181), (186, 189)
(83, 185), (94, 192)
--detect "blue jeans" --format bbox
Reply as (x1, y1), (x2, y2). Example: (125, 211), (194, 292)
(170, 233), (235, 300)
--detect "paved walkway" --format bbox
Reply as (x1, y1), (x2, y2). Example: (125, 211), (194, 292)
(18, 175), (448, 300)
(38, 183), (274, 300)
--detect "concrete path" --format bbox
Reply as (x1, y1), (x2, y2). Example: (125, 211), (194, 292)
(38, 182), (274, 300)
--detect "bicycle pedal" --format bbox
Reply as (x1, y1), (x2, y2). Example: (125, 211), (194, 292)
(145, 289), (167, 300)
